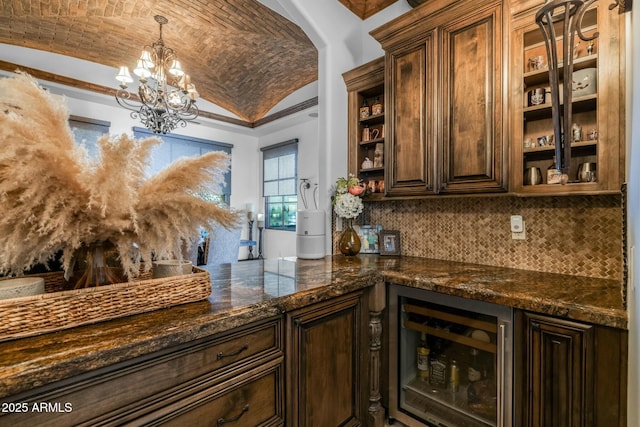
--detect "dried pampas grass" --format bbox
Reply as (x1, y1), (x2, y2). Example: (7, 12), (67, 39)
(0, 73), (238, 282)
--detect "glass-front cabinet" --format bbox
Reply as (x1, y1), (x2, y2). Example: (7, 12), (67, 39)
(388, 286), (513, 427)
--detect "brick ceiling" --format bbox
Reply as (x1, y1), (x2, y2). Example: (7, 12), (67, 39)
(0, 0), (319, 122)
(338, 0), (399, 20)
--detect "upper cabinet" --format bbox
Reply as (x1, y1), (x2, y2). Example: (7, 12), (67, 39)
(343, 58), (386, 200)
(372, 0), (507, 196)
(510, 1), (625, 194)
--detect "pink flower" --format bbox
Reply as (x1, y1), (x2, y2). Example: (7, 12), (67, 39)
(348, 185), (364, 196)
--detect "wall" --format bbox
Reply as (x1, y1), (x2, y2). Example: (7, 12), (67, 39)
(257, 113), (320, 258)
(626, 6), (638, 426)
(336, 195), (623, 280)
(271, 0), (411, 256)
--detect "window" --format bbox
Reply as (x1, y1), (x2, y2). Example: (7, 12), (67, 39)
(133, 127), (233, 204)
(69, 115), (110, 158)
(262, 139), (298, 231)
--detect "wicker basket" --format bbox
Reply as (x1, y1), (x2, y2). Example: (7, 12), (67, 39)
(0, 266), (211, 342)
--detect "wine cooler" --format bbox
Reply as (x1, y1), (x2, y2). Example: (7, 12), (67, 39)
(388, 285), (513, 427)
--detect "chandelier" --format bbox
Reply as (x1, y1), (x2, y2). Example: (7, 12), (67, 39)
(115, 15), (199, 134)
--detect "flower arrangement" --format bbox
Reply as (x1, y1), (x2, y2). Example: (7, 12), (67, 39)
(332, 174), (365, 219)
(0, 73), (238, 286)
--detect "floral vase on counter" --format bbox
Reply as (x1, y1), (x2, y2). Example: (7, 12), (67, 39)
(67, 240), (125, 289)
(332, 174), (366, 256)
(338, 219), (361, 256)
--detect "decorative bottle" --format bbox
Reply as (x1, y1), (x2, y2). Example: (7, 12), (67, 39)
(429, 341), (449, 388)
(467, 349), (482, 404)
(572, 123), (582, 142)
(362, 125), (371, 142)
(450, 359), (460, 392)
(547, 156), (561, 184)
(371, 97), (383, 115)
(417, 333), (430, 381)
(359, 99), (370, 119)
(467, 348), (482, 383)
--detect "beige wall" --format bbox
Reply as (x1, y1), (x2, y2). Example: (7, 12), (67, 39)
(335, 194), (623, 281)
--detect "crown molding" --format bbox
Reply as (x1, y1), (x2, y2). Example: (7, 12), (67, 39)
(0, 60), (317, 129)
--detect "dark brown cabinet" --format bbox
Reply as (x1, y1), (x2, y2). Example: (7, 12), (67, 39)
(343, 57), (386, 199)
(286, 291), (367, 427)
(439, 6), (505, 193)
(385, 35), (433, 196)
(372, 0), (506, 196)
(515, 311), (627, 427)
(0, 290), (376, 427)
(0, 317), (285, 427)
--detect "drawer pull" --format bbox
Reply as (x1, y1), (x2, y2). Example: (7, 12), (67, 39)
(216, 343), (249, 360)
(217, 404), (249, 426)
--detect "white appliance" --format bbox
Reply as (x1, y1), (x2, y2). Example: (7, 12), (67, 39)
(296, 210), (325, 259)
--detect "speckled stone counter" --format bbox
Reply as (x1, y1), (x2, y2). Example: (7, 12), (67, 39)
(0, 255), (626, 399)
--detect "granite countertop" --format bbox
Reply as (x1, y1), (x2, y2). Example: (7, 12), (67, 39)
(0, 255), (627, 399)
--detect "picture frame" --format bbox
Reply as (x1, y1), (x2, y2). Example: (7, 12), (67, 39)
(356, 225), (383, 254)
(380, 230), (401, 256)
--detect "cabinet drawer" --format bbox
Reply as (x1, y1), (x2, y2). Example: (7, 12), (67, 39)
(0, 317), (283, 427)
(134, 360), (284, 427)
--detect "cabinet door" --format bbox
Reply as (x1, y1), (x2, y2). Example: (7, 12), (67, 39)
(286, 292), (365, 427)
(518, 312), (594, 427)
(440, 2), (506, 193)
(385, 35), (435, 196)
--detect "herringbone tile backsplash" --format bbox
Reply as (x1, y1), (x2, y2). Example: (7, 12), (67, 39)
(333, 195), (623, 280)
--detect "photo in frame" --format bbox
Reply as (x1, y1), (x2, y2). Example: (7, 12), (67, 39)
(380, 230), (401, 256)
(356, 225), (383, 254)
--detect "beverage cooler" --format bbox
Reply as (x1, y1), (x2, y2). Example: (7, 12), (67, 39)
(388, 285), (513, 427)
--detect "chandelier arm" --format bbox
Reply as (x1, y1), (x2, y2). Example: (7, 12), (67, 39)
(115, 90), (145, 113)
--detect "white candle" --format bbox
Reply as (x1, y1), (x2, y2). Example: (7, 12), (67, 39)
(246, 203), (254, 221)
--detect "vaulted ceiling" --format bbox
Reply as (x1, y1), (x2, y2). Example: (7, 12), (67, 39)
(0, 0), (319, 123)
(338, 0), (399, 20)
(0, 0), (403, 123)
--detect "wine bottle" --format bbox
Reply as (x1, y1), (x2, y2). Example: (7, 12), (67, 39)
(416, 332), (430, 381)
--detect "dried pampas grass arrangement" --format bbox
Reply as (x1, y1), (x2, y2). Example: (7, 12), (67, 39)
(0, 73), (238, 285)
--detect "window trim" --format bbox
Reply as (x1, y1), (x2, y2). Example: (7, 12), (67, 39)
(261, 139), (298, 231)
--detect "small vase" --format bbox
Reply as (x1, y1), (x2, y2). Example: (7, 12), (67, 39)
(68, 241), (125, 289)
(338, 220), (361, 256)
